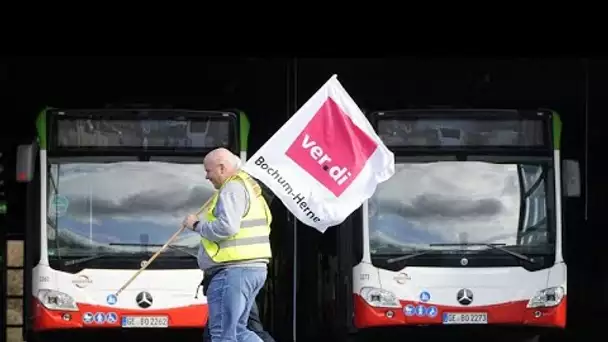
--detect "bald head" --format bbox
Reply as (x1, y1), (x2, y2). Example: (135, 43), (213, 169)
(204, 148), (240, 189)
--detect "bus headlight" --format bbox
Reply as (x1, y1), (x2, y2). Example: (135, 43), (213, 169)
(37, 289), (79, 311)
(360, 287), (401, 308)
(526, 286), (565, 308)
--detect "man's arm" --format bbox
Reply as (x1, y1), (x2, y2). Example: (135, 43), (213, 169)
(193, 180), (248, 242)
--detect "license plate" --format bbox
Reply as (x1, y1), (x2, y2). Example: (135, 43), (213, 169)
(442, 312), (488, 324)
(121, 316), (169, 328)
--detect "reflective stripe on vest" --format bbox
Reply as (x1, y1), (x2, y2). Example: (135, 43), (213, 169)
(200, 171), (272, 263)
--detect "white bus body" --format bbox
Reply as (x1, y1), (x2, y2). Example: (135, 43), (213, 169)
(18, 108), (246, 333)
(351, 109), (579, 334)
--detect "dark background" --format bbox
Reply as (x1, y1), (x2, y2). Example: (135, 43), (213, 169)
(0, 56), (605, 341)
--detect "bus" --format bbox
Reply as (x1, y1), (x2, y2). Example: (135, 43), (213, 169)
(349, 108), (581, 341)
(15, 106), (250, 337)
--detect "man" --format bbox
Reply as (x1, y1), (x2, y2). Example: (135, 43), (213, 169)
(183, 148), (274, 342)
(201, 157), (277, 342)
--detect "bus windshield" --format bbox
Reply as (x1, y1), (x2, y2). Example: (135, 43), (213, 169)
(368, 161), (552, 256)
(46, 161), (211, 264)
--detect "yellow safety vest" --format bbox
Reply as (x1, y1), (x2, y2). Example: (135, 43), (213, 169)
(199, 170), (273, 263)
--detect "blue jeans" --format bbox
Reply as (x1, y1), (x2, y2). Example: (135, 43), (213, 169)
(203, 299), (275, 342)
(206, 266), (268, 342)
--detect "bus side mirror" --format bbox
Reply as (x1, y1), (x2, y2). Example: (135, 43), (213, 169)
(16, 143), (37, 183)
(562, 159), (581, 198)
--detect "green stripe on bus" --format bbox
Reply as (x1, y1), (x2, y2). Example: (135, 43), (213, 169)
(552, 111), (562, 150)
(239, 111), (250, 152)
(36, 107), (49, 149)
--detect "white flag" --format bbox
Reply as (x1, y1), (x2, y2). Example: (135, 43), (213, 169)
(242, 74), (395, 232)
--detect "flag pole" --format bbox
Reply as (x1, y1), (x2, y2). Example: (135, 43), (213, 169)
(114, 195), (213, 297)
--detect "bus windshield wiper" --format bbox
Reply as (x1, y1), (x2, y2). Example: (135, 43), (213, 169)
(109, 242), (197, 258)
(63, 252), (149, 266)
(386, 249), (439, 264)
(429, 243), (535, 263)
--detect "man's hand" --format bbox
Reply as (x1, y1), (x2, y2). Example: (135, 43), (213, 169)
(182, 214), (199, 230)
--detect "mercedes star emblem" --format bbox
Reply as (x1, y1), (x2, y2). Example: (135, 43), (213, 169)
(456, 288), (473, 306)
(136, 291), (153, 309)
(460, 258), (469, 266)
